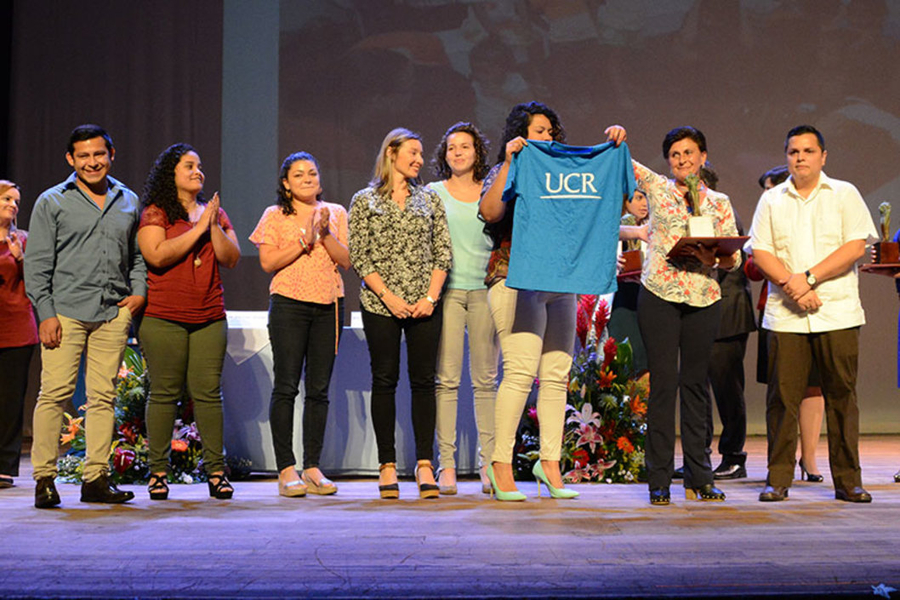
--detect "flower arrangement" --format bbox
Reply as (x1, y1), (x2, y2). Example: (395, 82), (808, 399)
(57, 347), (215, 485)
(514, 295), (648, 483)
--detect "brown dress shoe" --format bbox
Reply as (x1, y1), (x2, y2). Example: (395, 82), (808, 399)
(81, 474), (134, 504)
(35, 477), (61, 509)
(834, 486), (872, 503)
(759, 485), (789, 502)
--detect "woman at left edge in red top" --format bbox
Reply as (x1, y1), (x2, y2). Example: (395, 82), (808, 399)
(137, 144), (241, 501)
(0, 180), (39, 489)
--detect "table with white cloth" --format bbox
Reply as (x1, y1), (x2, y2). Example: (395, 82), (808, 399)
(222, 311), (482, 475)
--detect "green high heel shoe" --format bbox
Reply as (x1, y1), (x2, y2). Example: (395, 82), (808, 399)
(532, 461), (579, 499)
(486, 465), (526, 502)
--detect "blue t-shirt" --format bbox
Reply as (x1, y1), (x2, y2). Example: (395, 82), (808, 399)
(503, 140), (635, 295)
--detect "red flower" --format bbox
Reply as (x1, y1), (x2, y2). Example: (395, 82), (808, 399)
(617, 436), (634, 454)
(593, 298), (610, 336)
(171, 439), (189, 452)
(572, 448), (590, 468)
(597, 369), (616, 389)
(117, 423), (138, 445)
(527, 406), (539, 426)
(113, 447), (135, 474)
(576, 308), (589, 349)
(579, 294), (598, 316)
(601, 336), (618, 369)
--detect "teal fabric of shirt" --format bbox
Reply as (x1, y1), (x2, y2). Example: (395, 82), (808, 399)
(24, 173), (147, 323)
(427, 181), (492, 290)
(502, 141), (635, 295)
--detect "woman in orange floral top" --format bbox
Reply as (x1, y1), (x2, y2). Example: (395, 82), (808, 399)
(250, 151), (350, 498)
(632, 127), (740, 506)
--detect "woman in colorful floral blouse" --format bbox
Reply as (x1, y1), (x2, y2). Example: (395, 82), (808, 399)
(349, 128), (452, 500)
(632, 127), (740, 506)
(479, 102), (626, 501)
(250, 151), (350, 498)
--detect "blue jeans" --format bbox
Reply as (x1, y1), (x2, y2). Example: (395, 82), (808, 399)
(268, 295), (344, 472)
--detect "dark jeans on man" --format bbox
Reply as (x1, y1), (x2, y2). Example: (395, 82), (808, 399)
(362, 305), (442, 465)
(706, 333), (749, 466)
(0, 344), (35, 476)
(268, 295), (344, 472)
(766, 327), (862, 490)
(638, 287), (721, 490)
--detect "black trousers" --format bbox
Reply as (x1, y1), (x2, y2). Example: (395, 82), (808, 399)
(362, 306), (442, 464)
(706, 333), (749, 465)
(638, 288), (721, 490)
(0, 344), (35, 476)
(268, 295), (344, 472)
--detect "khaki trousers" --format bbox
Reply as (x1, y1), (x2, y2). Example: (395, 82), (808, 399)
(31, 308), (132, 482)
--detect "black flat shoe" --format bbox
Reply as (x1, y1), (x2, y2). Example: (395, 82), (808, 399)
(685, 484), (725, 501)
(147, 473), (169, 500)
(649, 488), (670, 506)
(207, 473), (234, 499)
(894, 470), (900, 483)
(81, 474), (134, 504)
(759, 485), (789, 502)
(0, 474), (14, 488)
(35, 477), (61, 509)
(799, 460), (824, 483)
(713, 463), (747, 480)
(672, 466), (684, 479)
(835, 486), (872, 503)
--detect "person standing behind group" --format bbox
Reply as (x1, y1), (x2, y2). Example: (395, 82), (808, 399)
(25, 124), (146, 508)
(748, 125), (875, 503)
(427, 122), (498, 495)
(745, 165), (825, 482)
(250, 152), (349, 498)
(479, 101), (626, 501)
(633, 127), (740, 506)
(349, 128), (452, 499)
(609, 188), (649, 374)
(137, 143), (241, 501)
(0, 181), (38, 489)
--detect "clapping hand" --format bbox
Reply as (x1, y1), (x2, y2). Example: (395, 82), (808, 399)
(6, 232), (23, 260)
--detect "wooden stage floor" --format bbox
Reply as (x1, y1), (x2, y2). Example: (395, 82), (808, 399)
(2, 436), (899, 599)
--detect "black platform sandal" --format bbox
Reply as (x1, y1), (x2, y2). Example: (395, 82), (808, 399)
(148, 473), (169, 500)
(207, 473), (234, 499)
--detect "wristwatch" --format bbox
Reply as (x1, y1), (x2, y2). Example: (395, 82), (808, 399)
(426, 295), (437, 305)
(805, 270), (817, 287)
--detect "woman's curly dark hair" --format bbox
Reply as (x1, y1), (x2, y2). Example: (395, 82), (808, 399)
(141, 143), (203, 224)
(430, 122), (491, 182)
(494, 101), (566, 164)
(276, 151), (322, 215)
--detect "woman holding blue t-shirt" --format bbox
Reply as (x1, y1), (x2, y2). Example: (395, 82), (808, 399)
(479, 102), (626, 501)
(427, 122), (498, 495)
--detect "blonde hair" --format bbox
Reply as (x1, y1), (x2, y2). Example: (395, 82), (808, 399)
(0, 180), (20, 229)
(369, 128), (422, 198)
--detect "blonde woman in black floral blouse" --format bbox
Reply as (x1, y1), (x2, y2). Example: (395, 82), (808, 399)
(349, 127), (452, 500)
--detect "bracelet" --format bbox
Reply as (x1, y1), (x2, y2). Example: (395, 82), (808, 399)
(299, 237), (311, 254)
(426, 295), (436, 305)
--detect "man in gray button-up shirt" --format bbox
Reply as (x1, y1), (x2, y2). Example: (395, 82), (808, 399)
(25, 124), (146, 508)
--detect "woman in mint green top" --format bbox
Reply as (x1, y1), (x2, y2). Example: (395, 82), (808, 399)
(427, 122), (498, 495)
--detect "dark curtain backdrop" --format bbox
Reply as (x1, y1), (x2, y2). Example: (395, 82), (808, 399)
(9, 1), (223, 232)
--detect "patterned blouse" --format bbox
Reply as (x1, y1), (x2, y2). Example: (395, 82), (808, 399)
(633, 160), (740, 307)
(249, 202), (347, 305)
(349, 184), (452, 317)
